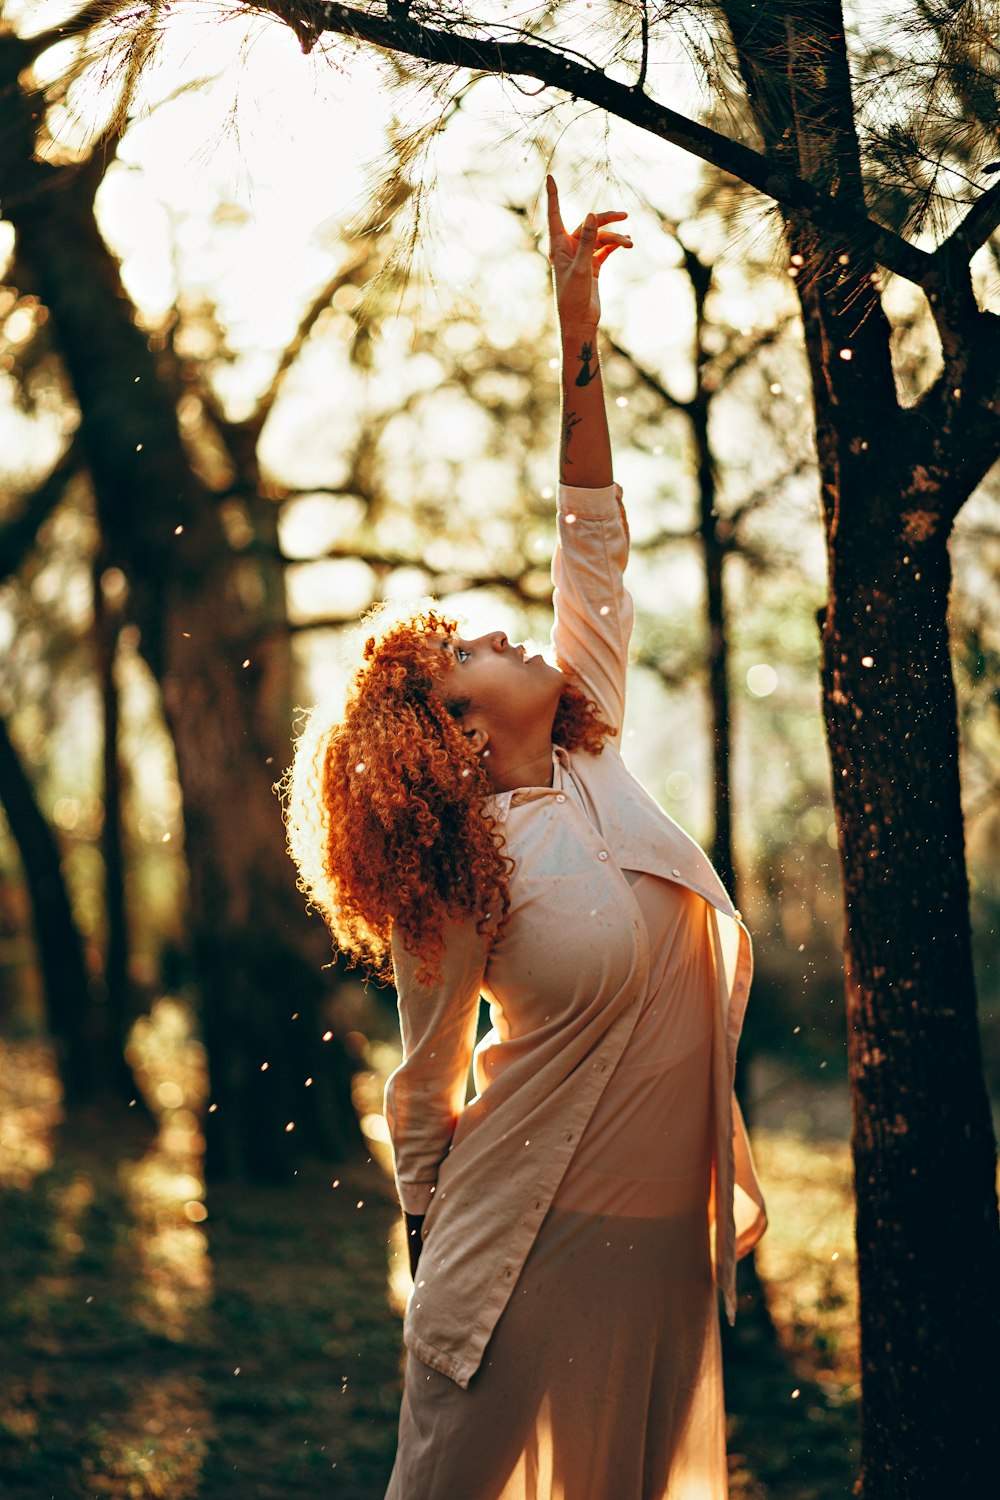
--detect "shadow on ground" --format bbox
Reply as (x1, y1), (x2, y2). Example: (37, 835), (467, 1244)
(0, 1037), (401, 1499)
(0, 1036), (861, 1498)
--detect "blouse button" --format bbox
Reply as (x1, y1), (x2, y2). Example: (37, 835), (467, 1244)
(671, 867), (681, 877)
(598, 850), (608, 861)
(556, 794), (566, 803)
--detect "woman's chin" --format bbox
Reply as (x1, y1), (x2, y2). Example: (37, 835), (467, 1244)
(529, 653), (561, 676)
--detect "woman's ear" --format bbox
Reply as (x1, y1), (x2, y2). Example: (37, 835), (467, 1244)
(463, 726), (489, 756)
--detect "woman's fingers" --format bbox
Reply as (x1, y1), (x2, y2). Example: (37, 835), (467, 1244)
(560, 228), (633, 263)
(548, 180), (629, 242)
(572, 212), (599, 265)
(593, 242), (627, 272)
(546, 175), (566, 243)
(567, 218), (632, 259)
(569, 213), (630, 250)
(547, 177), (633, 273)
(570, 231), (633, 274)
(571, 211), (630, 233)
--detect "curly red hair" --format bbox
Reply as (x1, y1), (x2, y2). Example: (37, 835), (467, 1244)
(284, 604), (614, 983)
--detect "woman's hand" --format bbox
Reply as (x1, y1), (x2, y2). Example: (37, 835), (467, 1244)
(404, 1211), (425, 1278)
(546, 175), (632, 329)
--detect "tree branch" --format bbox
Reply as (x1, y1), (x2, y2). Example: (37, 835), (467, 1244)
(632, 525), (699, 551)
(603, 333), (690, 414)
(710, 314), (798, 393)
(940, 180), (1000, 267)
(279, 544), (546, 601)
(631, 645), (697, 690)
(729, 456), (815, 526)
(254, 2), (933, 285)
(0, 446), (80, 584)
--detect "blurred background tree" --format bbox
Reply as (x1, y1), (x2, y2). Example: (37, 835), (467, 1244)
(0, 19), (365, 1180)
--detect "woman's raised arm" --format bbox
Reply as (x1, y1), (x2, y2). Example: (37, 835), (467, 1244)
(546, 177), (635, 733)
(546, 176), (631, 488)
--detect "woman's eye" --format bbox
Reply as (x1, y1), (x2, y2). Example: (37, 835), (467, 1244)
(455, 646), (470, 663)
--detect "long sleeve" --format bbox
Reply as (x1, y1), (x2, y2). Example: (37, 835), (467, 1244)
(551, 481), (634, 737)
(384, 917), (489, 1215)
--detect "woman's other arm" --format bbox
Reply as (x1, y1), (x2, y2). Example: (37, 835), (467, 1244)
(384, 916), (488, 1273)
(404, 1211), (425, 1278)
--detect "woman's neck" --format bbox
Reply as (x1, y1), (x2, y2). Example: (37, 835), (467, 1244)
(485, 743), (555, 793)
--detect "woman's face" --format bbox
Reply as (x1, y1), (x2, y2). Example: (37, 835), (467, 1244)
(442, 630), (563, 745)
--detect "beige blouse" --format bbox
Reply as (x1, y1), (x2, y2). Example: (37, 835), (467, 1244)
(384, 480), (767, 1390)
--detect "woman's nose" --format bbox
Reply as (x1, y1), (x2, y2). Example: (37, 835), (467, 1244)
(489, 632), (508, 652)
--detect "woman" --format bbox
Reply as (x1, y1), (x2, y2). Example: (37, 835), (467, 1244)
(286, 177), (767, 1499)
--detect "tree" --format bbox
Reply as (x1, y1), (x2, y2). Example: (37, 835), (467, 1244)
(0, 710), (92, 1096)
(0, 437), (101, 1099)
(13, 1), (1000, 1485)
(92, 537), (153, 1109)
(608, 222), (801, 902)
(0, 26), (360, 1180)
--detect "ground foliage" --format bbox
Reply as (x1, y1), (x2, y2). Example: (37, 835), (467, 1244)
(0, 1024), (865, 1499)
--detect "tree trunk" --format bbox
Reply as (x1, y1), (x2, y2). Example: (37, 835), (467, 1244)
(719, 2), (1000, 1489)
(160, 582), (359, 1178)
(0, 711), (91, 1101)
(682, 247), (775, 1341)
(691, 377), (736, 902)
(0, 35), (359, 1178)
(823, 496), (1000, 1487)
(92, 549), (142, 1099)
(669, 244), (738, 900)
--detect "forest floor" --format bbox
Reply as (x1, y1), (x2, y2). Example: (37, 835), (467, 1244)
(0, 1015), (862, 1500)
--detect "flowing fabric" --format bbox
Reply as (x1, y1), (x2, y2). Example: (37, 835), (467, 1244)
(386, 872), (729, 1500)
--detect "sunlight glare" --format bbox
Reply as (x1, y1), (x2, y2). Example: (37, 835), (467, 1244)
(279, 493), (366, 561)
(77, 4), (392, 417)
(747, 663), (778, 698)
(124, 998), (212, 1338)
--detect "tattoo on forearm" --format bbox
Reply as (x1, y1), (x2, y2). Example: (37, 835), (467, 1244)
(561, 410), (582, 468)
(575, 342), (597, 388)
